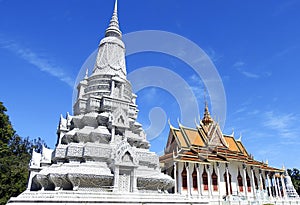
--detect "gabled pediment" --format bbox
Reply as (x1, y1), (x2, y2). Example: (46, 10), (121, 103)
(207, 122), (228, 148)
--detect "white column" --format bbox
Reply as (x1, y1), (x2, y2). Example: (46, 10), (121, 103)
(186, 163), (191, 197)
(226, 165), (230, 196)
(276, 177), (282, 198)
(281, 174), (287, 199)
(243, 165), (248, 198)
(120, 83), (124, 98)
(207, 165), (212, 199)
(273, 175), (279, 198)
(111, 126), (115, 142)
(251, 167), (256, 198)
(267, 173), (273, 198)
(113, 166), (119, 192)
(174, 162), (177, 194)
(196, 164), (201, 197)
(132, 168), (137, 192)
(110, 80), (115, 96)
(178, 162), (182, 194)
(217, 163), (221, 199)
(259, 170), (263, 191)
(197, 164), (203, 197)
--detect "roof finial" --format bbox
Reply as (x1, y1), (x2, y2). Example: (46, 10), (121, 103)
(237, 132), (242, 141)
(202, 101), (213, 126)
(105, 0), (122, 38)
(177, 117), (182, 127)
(230, 128), (235, 137)
(282, 164), (286, 171)
(114, 0), (118, 13)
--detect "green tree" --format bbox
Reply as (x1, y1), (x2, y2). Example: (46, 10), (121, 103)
(0, 102), (31, 205)
(0, 102), (15, 158)
(0, 102), (49, 205)
(287, 168), (300, 195)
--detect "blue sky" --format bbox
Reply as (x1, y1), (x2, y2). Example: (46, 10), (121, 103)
(1, 0), (300, 169)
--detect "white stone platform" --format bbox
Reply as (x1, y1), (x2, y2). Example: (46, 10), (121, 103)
(8, 191), (209, 205)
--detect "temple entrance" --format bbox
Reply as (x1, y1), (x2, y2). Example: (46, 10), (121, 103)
(118, 173), (130, 192)
(118, 168), (133, 192)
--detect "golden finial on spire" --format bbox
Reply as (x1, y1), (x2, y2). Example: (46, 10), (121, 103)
(202, 101), (213, 126)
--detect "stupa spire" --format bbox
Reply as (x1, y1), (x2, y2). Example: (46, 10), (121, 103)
(202, 102), (213, 125)
(105, 0), (122, 38)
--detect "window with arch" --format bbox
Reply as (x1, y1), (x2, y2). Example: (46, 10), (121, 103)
(224, 171), (233, 195)
(182, 165), (187, 190)
(202, 167), (208, 191)
(237, 170), (243, 192)
(192, 166), (198, 190)
(212, 168), (218, 191)
(246, 172), (251, 192)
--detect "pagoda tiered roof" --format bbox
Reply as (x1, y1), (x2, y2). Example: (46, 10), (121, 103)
(160, 105), (283, 173)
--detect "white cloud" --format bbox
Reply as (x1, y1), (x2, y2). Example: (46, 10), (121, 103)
(0, 38), (74, 87)
(263, 111), (299, 142)
(247, 109), (259, 115)
(264, 111), (295, 130)
(241, 71), (260, 79)
(233, 61), (245, 68)
(234, 107), (247, 114)
(233, 61), (260, 79)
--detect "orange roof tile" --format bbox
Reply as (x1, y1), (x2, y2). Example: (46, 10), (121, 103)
(224, 136), (241, 152)
(173, 129), (188, 148)
(181, 127), (205, 147)
(236, 141), (249, 157)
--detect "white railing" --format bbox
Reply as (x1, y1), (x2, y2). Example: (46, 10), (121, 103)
(209, 199), (300, 205)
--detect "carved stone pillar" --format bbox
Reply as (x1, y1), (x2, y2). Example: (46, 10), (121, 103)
(174, 162), (177, 194)
(243, 164), (248, 198)
(113, 166), (119, 192)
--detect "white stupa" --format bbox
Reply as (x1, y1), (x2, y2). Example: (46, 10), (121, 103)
(7, 1), (208, 204)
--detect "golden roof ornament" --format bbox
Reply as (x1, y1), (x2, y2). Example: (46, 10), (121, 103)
(201, 102), (213, 125)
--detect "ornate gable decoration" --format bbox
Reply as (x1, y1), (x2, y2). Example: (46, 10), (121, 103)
(112, 107), (129, 128)
(207, 122), (228, 148)
(114, 140), (139, 166)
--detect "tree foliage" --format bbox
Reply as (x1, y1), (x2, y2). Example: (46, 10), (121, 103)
(287, 168), (300, 195)
(0, 102), (48, 205)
